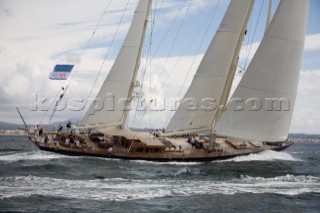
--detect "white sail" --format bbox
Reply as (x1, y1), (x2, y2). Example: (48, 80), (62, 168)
(214, 0), (309, 142)
(80, 0), (151, 127)
(165, 0), (254, 135)
(265, 0), (273, 32)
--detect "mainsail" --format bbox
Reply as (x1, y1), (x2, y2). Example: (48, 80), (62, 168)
(214, 0), (309, 141)
(80, 0), (151, 128)
(166, 0), (254, 135)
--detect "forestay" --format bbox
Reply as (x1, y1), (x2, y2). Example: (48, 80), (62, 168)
(214, 0), (309, 141)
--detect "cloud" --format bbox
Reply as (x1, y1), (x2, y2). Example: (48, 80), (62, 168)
(0, 0), (319, 135)
(0, 0), (140, 124)
(128, 54), (202, 128)
(290, 70), (320, 133)
(304, 34), (320, 51)
(239, 42), (260, 65)
(160, 0), (221, 20)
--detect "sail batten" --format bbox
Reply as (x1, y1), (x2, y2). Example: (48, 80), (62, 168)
(214, 0), (309, 142)
(80, 0), (151, 127)
(166, 0), (254, 135)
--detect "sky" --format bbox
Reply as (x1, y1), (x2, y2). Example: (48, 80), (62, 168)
(0, 0), (320, 134)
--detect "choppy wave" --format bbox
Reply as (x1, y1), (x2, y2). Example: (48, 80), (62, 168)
(221, 150), (301, 162)
(289, 151), (320, 155)
(0, 151), (75, 162)
(236, 174), (320, 184)
(1, 174), (319, 201)
(0, 148), (24, 153)
(0, 150), (203, 165)
(173, 167), (202, 176)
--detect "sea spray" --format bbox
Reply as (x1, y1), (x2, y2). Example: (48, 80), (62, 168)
(220, 150), (301, 162)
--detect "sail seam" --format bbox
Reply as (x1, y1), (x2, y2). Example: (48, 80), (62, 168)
(238, 85), (298, 96)
(217, 29), (242, 33)
(267, 35), (306, 43)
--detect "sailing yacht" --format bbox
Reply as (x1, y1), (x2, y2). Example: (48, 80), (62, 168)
(26, 0), (309, 161)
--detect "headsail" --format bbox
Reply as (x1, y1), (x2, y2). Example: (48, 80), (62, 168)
(80, 0), (151, 128)
(214, 0), (309, 141)
(165, 0), (254, 135)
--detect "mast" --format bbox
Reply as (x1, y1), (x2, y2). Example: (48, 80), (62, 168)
(265, 0), (273, 32)
(80, 0), (152, 128)
(214, 0), (309, 142)
(212, 0), (254, 128)
(120, 0), (152, 129)
(165, 0), (255, 136)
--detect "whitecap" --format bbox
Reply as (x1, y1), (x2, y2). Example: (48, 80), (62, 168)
(173, 167), (202, 177)
(0, 150), (75, 162)
(1, 174), (319, 201)
(220, 150), (301, 162)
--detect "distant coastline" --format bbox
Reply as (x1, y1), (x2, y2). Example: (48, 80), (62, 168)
(290, 137), (320, 143)
(0, 128), (320, 143)
(0, 130), (27, 136)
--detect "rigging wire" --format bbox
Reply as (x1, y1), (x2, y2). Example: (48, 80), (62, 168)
(164, 0), (222, 127)
(151, 1), (221, 101)
(154, 0), (165, 19)
(141, 0), (165, 58)
(147, 0), (156, 129)
(140, 0), (189, 92)
(138, 0), (165, 92)
(131, 0), (162, 128)
(129, 0), (164, 135)
(133, 0), (221, 129)
(150, 0), (192, 99)
(242, 4), (253, 73)
(40, 0), (114, 125)
(130, 0), (157, 128)
(149, 9), (152, 129)
(133, 0), (192, 129)
(131, 0), (189, 128)
(77, 0), (131, 124)
(149, 0), (191, 128)
(243, 0), (265, 70)
(39, 87), (63, 125)
(176, 0), (222, 99)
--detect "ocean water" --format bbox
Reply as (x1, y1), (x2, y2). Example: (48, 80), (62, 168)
(0, 136), (319, 212)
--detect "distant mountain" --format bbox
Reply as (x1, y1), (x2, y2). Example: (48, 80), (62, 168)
(289, 133), (320, 139)
(0, 121), (24, 130)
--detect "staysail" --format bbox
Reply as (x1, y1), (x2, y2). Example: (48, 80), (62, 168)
(80, 0), (151, 128)
(165, 0), (254, 135)
(214, 0), (309, 141)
